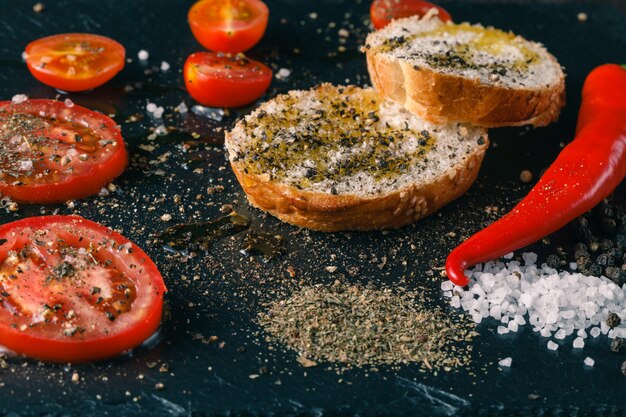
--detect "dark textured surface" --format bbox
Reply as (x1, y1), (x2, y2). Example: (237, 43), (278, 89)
(0, 1), (625, 416)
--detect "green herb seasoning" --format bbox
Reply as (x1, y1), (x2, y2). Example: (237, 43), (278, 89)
(258, 282), (476, 370)
(233, 87), (435, 190)
(377, 23), (539, 74)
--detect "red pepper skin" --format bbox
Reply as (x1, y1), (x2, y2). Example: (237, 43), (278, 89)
(446, 64), (626, 286)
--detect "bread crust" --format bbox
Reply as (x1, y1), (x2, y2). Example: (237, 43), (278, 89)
(364, 15), (566, 128)
(366, 51), (565, 128)
(228, 141), (488, 232)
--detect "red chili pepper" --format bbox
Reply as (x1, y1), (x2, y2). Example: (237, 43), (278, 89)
(446, 64), (626, 286)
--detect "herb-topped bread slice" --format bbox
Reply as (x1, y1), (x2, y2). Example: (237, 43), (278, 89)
(225, 84), (488, 232)
(364, 14), (566, 127)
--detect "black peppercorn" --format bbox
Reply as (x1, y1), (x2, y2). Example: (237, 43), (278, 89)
(545, 254), (561, 269)
(611, 338), (624, 353)
(607, 312), (622, 329)
(588, 263), (603, 276)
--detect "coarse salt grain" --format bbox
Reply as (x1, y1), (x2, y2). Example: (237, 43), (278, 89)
(11, 94), (28, 104)
(175, 102), (188, 114)
(498, 357), (512, 367)
(547, 341), (559, 351)
(572, 337), (584, 349)
(584, 356), (594, 366)
(160, 61), (170, 71)
(138, 50), (149, 61)
(444, 251), (626, 352)
(276, 68), (291, 80)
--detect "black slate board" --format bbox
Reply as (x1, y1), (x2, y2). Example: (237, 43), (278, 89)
(0, 1), (625, 416)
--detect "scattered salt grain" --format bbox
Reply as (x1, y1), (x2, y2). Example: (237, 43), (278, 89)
(572, 337), (585, 349)
(64, 98), (74, 108)
(192, 105), (223, 121)
(152, 106), (164, 119)
(547, 341), (559, 351)
(11, 94), (28, 104)
(160, 61), (170, 71)
(175, 102), (188, 114)
(146, 102), (157, 113)
(276, 68), (291, 80)
(138, 50), (149, 61)
(584, 357), (594, 367)
(498, 357), (512, 367)
(154, 125), (168, 136)
(590, 327), (601, 338)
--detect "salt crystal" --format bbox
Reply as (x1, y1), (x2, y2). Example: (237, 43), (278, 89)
(590, 327), (601, 338)
(146, 102), (157, 113)
(547, 341), (559, 351)
(175, 102), (188, 114)
(11, 94), (28, 104)
(276, 68), (291, 80)
(138, 50), (149, 61)
(498, 357), (512, 367)
(584, 357), (595, 367)
(503, 252), (514, 259)
(153, 106), (165, 119)
(507, 321), (519, 332)
(441, 281), (454, 291)
(64, 98), (74, 108)
(497, 326), (509, 335)
(572, 337), (585, 349)
(554, 329), (566, 340)
(19, 160), (33, 171)
(160, 61), (170, 71)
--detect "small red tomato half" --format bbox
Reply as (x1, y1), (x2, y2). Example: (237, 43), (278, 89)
(0, 215), (166, 363)
(0, 99), (128, 203)
(370, 0), (452, 29)
(184, 52), (272, 108)
(188, 0), (269, 53)
(24, 33), (125, 92)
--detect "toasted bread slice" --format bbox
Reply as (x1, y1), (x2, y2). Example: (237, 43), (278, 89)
(225, 84), (488, 232)
(364, 14), (565, 127)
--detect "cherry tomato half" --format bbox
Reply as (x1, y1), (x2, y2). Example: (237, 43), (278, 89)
(0, 99), (128, 203)
(0, 215), (166, 363)
(184, 52), (272, 108)
(188, 0), (269, 53)
(24, 33), (125, 92)
(370, 0), (452, 30)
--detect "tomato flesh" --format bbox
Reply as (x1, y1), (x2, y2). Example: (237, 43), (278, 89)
(0, 99), (128, 203)
(188, 0), (269, 53)
(370, 0), (452, 29)
(184, 52), (272, 108)
(25, 33), (125, 92)
(0, 215), (166, 363)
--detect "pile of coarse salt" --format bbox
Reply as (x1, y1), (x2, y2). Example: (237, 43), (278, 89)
(442, 252), (626, 350)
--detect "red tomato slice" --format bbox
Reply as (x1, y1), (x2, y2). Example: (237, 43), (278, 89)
(184, 52), (272, 108)
(188, 0), (269, 53)
(0, 215), (166, 363)
(0, 99), (128, 204)
(24, 33), (125, 92)
(370, 0), (452, 29)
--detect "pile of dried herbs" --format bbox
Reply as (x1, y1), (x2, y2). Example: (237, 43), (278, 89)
(258, 281), (477, 370)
